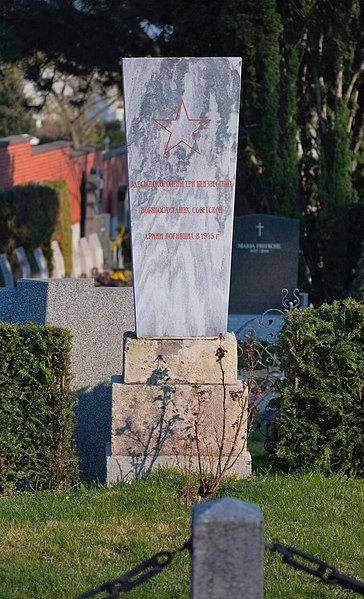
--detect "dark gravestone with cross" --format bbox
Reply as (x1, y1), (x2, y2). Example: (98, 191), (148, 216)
(229, 214), (300, 314)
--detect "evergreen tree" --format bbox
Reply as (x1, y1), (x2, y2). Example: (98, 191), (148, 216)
(1, 0), (364, 303)
(153, 0), (364, 302)
(0, 63), (34, 137)
(224, 0), (290, 216)
(291, 0), (364, 303)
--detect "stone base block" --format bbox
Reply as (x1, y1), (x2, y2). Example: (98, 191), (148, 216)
(124, 333), (237, 385)
(108, 380), (251, 482)
(106, 452), (252, 483)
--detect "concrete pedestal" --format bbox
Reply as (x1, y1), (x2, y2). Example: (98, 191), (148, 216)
(107, 333), (251, 482)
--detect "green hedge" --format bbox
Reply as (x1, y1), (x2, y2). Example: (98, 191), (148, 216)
(44, 180), (73, 275)
(0, 323), (78, 494)
(0, 181), (72, 278)
(269, 299), (364, 476)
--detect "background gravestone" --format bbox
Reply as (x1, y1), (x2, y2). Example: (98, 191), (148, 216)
(123, 57), (241, 337)
(81, 168), (104, 238)
(13, 247), (31, 279)
(51, 241), (65, 279)
(34, 248), (49, 279)
(229, 214), (300, 314)
(95, 213), (111, 266)
(0, 254), (14, 287)
(86, 214), (111, 266)
(78, 238), (93, 277)
(88, 233), (104, 272)
(72, 243), (82, 278)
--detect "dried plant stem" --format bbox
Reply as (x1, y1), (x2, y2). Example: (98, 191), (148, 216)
(194, 339), (254, 497)
(216, 353), (227, 476)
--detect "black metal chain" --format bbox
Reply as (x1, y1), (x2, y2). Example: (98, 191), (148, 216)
(74, 536), (364, 597)
(73, 540), (191, 598)
(268, 540), (364, 595)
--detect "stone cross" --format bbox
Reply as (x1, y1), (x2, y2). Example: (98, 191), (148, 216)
(122, 57), (242, 337)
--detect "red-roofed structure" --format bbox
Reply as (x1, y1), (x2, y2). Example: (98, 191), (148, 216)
(0, 135), (128, 240)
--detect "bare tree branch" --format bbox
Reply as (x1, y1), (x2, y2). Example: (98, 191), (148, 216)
(346, 58), (364, 102)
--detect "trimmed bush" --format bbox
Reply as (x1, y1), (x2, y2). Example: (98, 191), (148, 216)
(0, 180), (72, 277)
(0, 184), (57, 261)
(269, 299), (364, 476)
(0, 323), (78, 494)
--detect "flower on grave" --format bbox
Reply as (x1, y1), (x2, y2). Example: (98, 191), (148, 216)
(94, 269), (132, 287)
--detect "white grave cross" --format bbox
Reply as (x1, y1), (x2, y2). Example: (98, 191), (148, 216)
(256, 222), (264, 237)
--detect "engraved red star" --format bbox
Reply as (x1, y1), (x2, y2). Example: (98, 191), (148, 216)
(153, 99), (210, 154)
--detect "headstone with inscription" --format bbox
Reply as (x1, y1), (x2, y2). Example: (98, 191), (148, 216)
(51, 241), (65, 279)
(33, 248), (49, 279)
(123, 57), (241, 337)
(0, 254), (14, 287)
(107, 57), (252, 484)
(229, 214), (300, 314)
(13, 247), (31, 279)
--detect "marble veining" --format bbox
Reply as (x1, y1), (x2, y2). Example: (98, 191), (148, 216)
(123, 57), (241, 337)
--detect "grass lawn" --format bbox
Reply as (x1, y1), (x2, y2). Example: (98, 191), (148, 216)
(0, 470), (364, 598)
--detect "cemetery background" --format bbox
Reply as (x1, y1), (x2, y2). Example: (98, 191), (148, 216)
(1, 2), (364, 307)
(1, 1), (364, 306)
(0, 3), (364, 596)
(1, 46), (362, 493)
(0, 2), (362, 485)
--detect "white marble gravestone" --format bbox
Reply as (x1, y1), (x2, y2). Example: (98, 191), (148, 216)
(51, 240), (65, 279)
(14, 247), (31, 279)
(72, 243), (82, 278)
(33, 248), (49, 279)
(123, 57), (241, 337)
(0, 254), (14, 287)
(79, 237), (93, 277)
(88, 233), (104, 272)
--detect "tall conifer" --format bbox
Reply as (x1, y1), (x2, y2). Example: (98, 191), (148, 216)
(0, 63), (34, 137)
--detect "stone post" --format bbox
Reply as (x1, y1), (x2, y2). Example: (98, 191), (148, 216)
(191, 497), (264, 599)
